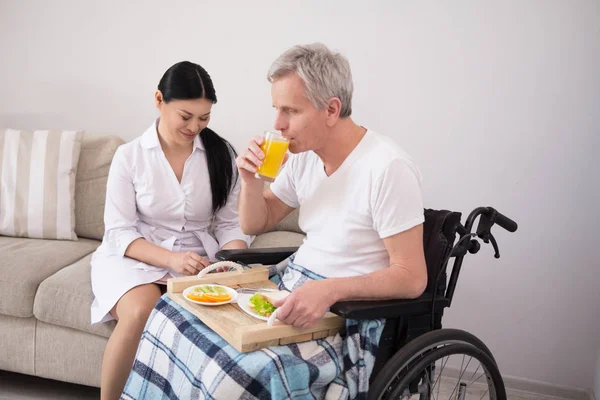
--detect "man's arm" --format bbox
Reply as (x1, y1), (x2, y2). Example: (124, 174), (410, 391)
(236, 135), (296, 235)
(239, 187), (295, 235)
(328, 224), (427, 301)
(273, 224), (427, 328)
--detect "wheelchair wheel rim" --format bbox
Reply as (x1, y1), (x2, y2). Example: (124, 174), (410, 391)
(376, 343), (502, 400)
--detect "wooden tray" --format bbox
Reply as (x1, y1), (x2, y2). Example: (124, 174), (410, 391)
(167, 266), (345, 352)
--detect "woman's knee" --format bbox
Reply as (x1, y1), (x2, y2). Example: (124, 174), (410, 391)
(115, 284), (162, 326)
(123, 302), (156, 327)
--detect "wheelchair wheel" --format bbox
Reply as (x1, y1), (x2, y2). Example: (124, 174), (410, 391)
(368, 329), (506, 400)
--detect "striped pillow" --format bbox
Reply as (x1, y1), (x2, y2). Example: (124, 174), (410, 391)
(0, 129), (84, 240)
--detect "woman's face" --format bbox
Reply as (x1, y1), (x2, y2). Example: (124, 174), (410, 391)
(155, 91), (213, 145)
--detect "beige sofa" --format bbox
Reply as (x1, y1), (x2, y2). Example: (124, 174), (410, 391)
(0, 134), (305, 388)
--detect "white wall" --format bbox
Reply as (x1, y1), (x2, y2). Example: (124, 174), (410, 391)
(1, 0), (599, 391)
(595, 349), (600, 399)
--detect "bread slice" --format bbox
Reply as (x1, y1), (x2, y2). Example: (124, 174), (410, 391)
(255, 290), (290, 305)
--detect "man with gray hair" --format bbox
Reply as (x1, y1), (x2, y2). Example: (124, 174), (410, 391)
(237, 43), (427, 327)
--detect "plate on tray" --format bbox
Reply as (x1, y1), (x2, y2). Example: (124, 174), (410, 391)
(182, 284), (238, 306)
(237, 293), (272, 321)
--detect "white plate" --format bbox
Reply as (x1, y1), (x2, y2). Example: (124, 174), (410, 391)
(237, 293), (273, 321)
(182, 284), (238, 306)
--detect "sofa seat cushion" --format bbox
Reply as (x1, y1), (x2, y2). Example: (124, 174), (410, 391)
(34, 253), (115, 339)
(0, 236), (100, 317)
(250, 231), (305, 249)
(31, 231), (305, 339)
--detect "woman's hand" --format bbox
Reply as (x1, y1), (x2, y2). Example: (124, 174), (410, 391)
(167, 251), (210, 275)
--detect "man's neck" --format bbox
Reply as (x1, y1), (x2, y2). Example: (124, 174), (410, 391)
(315, 118), (367, 176)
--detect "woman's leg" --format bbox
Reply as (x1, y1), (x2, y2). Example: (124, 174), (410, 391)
(100, 284), (162, 400)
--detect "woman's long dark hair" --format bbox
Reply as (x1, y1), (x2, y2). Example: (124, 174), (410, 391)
(158, 61), (238, 213)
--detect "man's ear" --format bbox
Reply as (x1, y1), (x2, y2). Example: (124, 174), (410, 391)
(155, 90), (164, 109)
(325, 97), (342, 127)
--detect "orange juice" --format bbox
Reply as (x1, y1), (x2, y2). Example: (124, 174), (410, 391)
(256, 134), (289, 181)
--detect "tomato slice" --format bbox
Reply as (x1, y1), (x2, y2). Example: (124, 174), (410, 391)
(186, 293), (232, 303)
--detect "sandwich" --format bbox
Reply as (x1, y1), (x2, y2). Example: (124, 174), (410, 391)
(248, 290), (290, 317)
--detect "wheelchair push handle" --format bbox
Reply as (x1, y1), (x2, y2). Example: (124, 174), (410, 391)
(460, 206), (518, 259)
(465, 206), (518, 234)
(489, 208), (518, 233)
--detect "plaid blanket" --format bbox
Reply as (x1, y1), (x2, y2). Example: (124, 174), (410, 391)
(122, 260), (384, 400)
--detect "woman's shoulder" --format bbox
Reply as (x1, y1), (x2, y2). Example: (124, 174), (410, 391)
(109, 139), (142, 168)
(116, 121), (158, 156)
(109, 132), (151, 174)
(115, 136), (143, 154)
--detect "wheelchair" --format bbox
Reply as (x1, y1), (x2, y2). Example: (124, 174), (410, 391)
(216, 206), (518, 400)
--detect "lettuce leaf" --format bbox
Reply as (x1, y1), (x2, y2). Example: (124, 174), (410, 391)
(249, 294), (277, 317)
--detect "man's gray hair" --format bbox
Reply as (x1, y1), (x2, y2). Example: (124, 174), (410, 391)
(267, 43), (354, 118)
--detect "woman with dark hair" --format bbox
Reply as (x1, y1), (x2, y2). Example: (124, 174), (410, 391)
(90, 61), (250, 399)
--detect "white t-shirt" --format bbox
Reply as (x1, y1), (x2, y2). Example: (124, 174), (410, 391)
(270, 130), (424, 278)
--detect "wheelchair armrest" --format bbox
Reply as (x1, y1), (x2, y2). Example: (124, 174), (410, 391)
(215, 247), (299, 265)
(216, 248), (451, 319)
(330, 294), (450, 320)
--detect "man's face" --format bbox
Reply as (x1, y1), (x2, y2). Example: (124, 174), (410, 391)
(270, 73), (328, 154)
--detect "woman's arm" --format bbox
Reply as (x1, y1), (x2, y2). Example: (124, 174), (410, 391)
(124, 239), (209, 273)
(124, 239), (173, 269)
(103, 148), (206, 275)
(213, 177), (252, 248)
(102, 147), (144, 257)
(219, 239), (247, 250)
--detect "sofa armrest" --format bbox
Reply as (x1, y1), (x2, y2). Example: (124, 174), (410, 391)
(215, 247), (299, 265)
(330, 295), (450, 320)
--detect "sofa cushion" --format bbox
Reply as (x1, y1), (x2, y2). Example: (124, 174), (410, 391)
(34, 231), (306, 339)
(0, 129), (84, 240)
(250, 231), (305, 248)
(0, 236), (100, 317)
(74, 134), (124, 240)
(271, 208), (303, 234)
(35, 320), (108, 387)
(0, 315), (36, 375)
(263, 182), (303, 234)
(34, 254), (115, 339)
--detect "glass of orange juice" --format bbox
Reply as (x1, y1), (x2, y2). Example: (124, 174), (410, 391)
(255, 131), (289, 182)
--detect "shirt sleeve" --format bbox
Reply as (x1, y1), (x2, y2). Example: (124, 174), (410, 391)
(371, 158), (425, 238)
(269, 155), (300, 208)
(213, 175), (252, 247)
(103, 147), (143, 256)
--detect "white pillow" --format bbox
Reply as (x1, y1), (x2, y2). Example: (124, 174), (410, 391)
(0, 129), (84, 240)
